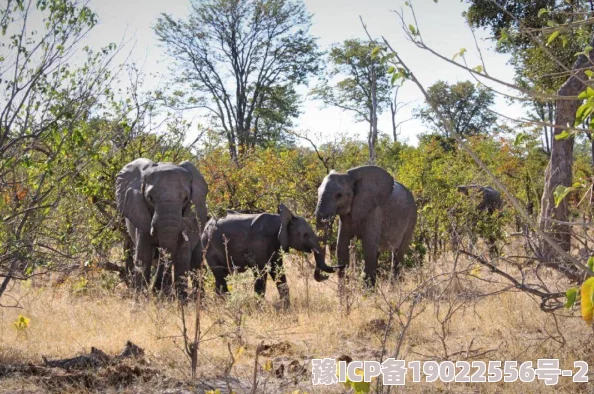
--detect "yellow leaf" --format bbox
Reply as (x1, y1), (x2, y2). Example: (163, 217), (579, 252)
(581, 277), (594, 324)
(13, 314), (30, 332)
(263, 359), (273, 372)
(470, 264), (481, 278)
(234, 346), (244, 361)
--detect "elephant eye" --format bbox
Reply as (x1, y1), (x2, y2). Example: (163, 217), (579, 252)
(336, 192), (343, 199)
(304, 233), (309, 238)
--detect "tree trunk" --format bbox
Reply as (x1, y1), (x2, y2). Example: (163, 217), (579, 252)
(539, 33), (594, 269)
(590, 132), (594, 170)
(391, 101), (397, 142)
(369, 66), (378, 163)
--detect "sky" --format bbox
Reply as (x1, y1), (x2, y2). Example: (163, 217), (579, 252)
(82, 0), (521, 146)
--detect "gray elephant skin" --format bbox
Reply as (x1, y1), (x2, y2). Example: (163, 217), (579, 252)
(315, 165), (418, 287)
(201, 204), (340, 307)
(115, 158), (208, 296)
(456, 185), (503, 214)
(455, 184), (503, 254)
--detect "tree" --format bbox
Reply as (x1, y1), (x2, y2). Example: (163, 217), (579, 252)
(414, 80), (497, 138)
(154, 0), (321, 162)
(465, 0), (594, 267)
(465, 0), (592, 152)
(311, 39), (392, 162)
(0, 0), (117, 301)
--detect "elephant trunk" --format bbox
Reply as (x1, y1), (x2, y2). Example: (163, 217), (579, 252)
(158, 231), (179, 255)
(312, 242), (344, 277)
(152, 207), (183, 255)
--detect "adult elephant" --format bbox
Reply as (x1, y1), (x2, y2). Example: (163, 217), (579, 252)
(115, 158), (208, 297)
(201, 204), (341, 308)
(315, 165), (417, 287)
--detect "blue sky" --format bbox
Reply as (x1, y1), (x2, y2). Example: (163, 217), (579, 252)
(83, 0), (520, 146)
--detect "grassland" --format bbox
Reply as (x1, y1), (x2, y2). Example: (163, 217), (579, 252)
(0, 245), (592, 393)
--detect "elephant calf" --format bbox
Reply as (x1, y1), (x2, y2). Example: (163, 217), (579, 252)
(201, 204), (340, 307)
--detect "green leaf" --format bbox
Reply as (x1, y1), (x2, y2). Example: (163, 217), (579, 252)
(387, 66), (396, 74)
(547, 30), (560, 46)
(586, 70), (594, 78)
(575, 103), (593, 125)
(408, 24), (417, 35)
(538, 8), (550, 17)
(514, 132), (527, 146)
(561, 35), (569, 47)
(370, 46), (382, 59)
(565, 287), (578, 308)
(473, 65), (483, 73)
(391, 72), (400, 86)
(546, 20), (557, 27)
(554, 130), (572, 140)
(588, 256), (594, 271)
(498, 28), (509, 46)
(553, 184), (573, 207)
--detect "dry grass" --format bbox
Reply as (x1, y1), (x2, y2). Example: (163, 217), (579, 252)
(1, 246), (593, 393)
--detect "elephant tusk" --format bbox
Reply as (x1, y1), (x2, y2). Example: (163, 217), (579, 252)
(182, 230), (189, 242)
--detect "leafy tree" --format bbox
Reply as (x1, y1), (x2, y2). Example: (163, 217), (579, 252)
(311, 39), (392, 162)
(465, 0), (593, 152)
(154, 0), (321, 162)
(414, 80), (497, 138)
(0, 0), (117, 300)
(465, 1), (594, 263)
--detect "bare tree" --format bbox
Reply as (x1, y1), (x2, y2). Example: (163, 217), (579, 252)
(154, 0), (321, 162)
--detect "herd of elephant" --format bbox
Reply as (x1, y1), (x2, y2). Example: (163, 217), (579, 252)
(115, 158), (503, 306)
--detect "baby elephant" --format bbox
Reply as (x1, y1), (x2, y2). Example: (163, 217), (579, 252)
(201, 204), (340, 307)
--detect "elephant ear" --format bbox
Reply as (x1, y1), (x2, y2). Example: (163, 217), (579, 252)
(115, 158), (154, 233)
(277, 203), (293, 252)
(347, 166), (394, 222)
(179, 161), (209, 228)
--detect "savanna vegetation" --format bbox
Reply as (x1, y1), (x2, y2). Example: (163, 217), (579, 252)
(2, 0), (594, 393)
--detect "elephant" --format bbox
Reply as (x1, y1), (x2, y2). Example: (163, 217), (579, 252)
(455, 185), (503, 214)
(115, 158), (208, 297)
(201, 204), (341, 308)
(453, 184), (504, 255)
(315, 165), (418, 287)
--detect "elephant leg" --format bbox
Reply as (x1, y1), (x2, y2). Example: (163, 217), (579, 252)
(391, 249), (407, 283)
(123, 232), (135, 286)
(189, 242), (203, 296)
(134, 233), (154, 291)
(336, 220), (352, 282)
(154, 255), (172, 293)
(361, 233), (379, 288)
(270, 256), (289, 309)
(214, 270), (229, 295)
(173, 242), (192, 299)
(205, 248), (229, 296)
(253, 266), (267, 298)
